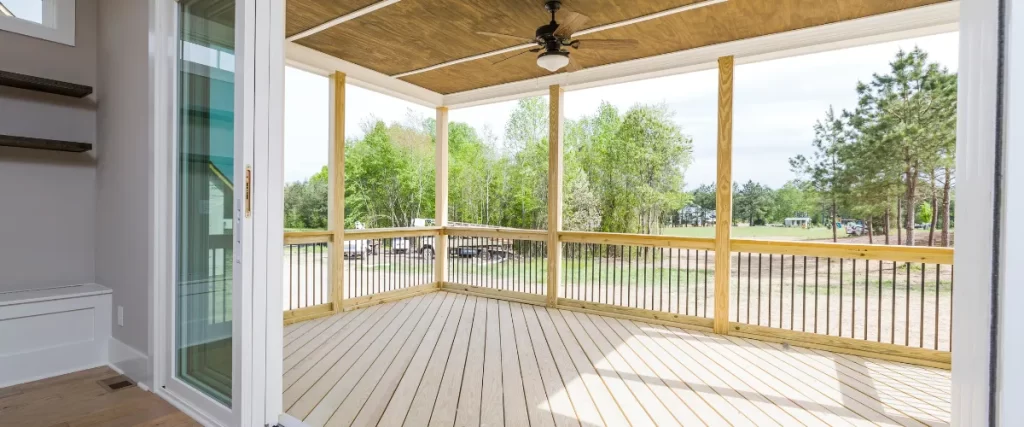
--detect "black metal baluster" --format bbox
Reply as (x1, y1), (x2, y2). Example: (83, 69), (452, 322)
(935, 263), (941, 350)
(758, 254), (763, 324)
(802, 256), (807, 332)
(747, 253), (753, 324)
(864, 259), (869, 340)
(920, 262), (926, 347)
(814, 257), (819, 333)
(703, 250), (709, 317)
(686, 249), (691, 315)
(891, 260), (897, 344)
(627, 247), (633, 307)
(852, 259), (857, 338)
(905, 262), (911, 346)
(735, 252), (742, 322)
(675, 249), (681, 314)
(826, 258), (832, 334)
(791, 255), (796, 330)
(878, 260), (883, 342)
(659, 247), (665, 312)
(839, 259), (844, 337)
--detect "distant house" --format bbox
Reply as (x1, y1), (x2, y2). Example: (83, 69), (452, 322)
(784, 217), (812, 228)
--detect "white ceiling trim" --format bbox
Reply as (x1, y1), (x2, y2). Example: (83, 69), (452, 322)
(286, 42), (444, 108)
(286, 0), (402, 42)
(442, 1), (960, 109)
(391, 0), (728, 79)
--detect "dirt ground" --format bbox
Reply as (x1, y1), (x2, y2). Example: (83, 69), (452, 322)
(809, 231), (954, 246)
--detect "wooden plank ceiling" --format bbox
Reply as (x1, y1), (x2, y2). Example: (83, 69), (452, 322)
(288, 0), (946, 95)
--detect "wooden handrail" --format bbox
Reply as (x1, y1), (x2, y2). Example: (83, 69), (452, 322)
(444, 226), (547, 241)
(559, 231), (716, 250)
(730, 239), (954, 265)
(284, 231), (333, 244)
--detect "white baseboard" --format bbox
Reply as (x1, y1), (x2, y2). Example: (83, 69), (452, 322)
(156, 386), (225, 427)
(0, 284), (112, 389)
(108, 336), (151, 388)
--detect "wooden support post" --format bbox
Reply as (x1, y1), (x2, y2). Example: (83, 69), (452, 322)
(329, 71), (346, 311)
(714, 56), (734, 334)
(547, 85), (564, 306)
(435, 107), (449, 288)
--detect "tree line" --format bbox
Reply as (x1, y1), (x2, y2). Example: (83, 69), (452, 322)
(285, 47), (955, 247)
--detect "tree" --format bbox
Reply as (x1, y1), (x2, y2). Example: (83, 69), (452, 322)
(850, 48), (957, 245)
(734, 180), (774, 226)
(691, 183), (716, 226)
(791, 106), (848, 242)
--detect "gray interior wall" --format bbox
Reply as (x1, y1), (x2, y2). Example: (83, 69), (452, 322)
(0, 0), (98, 292)
(95, 0), (152, 358)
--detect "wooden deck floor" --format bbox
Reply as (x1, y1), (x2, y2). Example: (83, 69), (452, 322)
(282, 292), (951, 427)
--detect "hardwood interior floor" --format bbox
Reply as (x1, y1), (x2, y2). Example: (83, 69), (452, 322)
(0, 366), (199, 427)
(283, 291), (952, 427)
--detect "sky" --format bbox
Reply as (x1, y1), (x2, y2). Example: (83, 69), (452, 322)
(284, 32), (959, 189)
(3, 0), (42, 23)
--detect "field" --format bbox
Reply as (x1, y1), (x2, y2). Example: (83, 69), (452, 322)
(664, 226), (845, 240)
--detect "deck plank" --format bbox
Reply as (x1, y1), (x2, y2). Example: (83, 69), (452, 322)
(454, 294), (488, 427)
(496, 300), (530, 427)
(281, 293), (952, 427)
(324, 293), (448, 427)
(427, 296), (479, 427)
(532, 306), (629, 427)
(398, 294), (470, 427)
(479, 298), (505, 427)
(287, 299), (416, 417)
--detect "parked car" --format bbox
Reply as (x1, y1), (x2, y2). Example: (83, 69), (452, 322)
(392, 238), (409, 254)
(845, 221), (865, 236)
(343, 240), (369, 259)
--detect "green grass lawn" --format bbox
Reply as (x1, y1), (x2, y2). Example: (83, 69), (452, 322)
(663, 226), (846, 240)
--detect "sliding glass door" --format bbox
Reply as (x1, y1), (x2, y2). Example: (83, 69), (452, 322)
(160, 0), (282, 424)
(175, 0), (237, 407)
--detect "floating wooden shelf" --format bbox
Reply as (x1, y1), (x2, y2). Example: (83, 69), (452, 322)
(0, 70), (93, 98)
(0, 134), (92, 153)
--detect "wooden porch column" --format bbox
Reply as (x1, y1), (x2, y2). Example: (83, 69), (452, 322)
(547, 85), (564, 306)
(714, 56), (734, 334)
(329, 71), (346, 310)
(435, 107), (449, 288)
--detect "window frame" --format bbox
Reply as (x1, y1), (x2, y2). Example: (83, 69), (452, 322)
(0, 0), (75, 46)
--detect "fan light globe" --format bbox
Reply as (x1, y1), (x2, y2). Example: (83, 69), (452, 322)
(537, 51), (570, 72)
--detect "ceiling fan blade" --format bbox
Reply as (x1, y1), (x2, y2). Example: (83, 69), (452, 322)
(491, 48), (540, 66)
(553, 11), (589, 38)
(575, 39), (640, 50)
(476, 31), (535, 43)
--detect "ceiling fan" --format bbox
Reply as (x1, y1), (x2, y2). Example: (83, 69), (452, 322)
(476, 0), (640, 72)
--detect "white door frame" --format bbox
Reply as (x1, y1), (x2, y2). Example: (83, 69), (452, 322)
(148, 0), (283, 425)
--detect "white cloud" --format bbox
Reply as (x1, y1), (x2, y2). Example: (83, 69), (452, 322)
(285, 32), (959, 188)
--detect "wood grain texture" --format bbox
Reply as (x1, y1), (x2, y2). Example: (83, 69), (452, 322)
(548, 85), (565, 306)
(714, 55), (734, 335)
(286, 0), (381, 37)
(559, 231), (715, 250)
(393, 0), (943, 93)
(331, 71), (347, 307)
(0, 367), (199, 426)
(731, 239), (954, 264)
(435, 107), (450, 287)
(283, 292), (952, 426)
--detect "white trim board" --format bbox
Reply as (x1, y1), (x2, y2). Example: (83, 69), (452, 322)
(286, 41), (444, 108)
(108, 337), (151, 389)
(286, 0), (402, 42)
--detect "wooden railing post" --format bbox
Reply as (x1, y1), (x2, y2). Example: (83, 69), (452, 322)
(329, 71), (346, 311)
(435, 107), (449, 288)
(547, 85), (564, 306)
(714, 56), (734, 334)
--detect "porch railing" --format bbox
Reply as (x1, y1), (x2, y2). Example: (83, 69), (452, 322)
(443, 227), (548, 302)
(282, 226), (954, 368)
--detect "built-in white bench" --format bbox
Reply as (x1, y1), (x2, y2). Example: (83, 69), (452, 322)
(0, 284), (112, 388)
